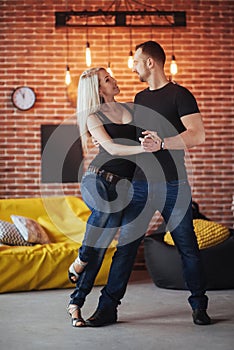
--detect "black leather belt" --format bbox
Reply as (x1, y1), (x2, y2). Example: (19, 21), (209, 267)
(87, 165), (126, 184)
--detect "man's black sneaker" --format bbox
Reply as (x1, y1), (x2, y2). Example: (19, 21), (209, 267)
(192, 309), (211, 325)
(86, 308), (117, 327)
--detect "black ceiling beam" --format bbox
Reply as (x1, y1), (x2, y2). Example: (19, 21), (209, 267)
(55, 10), (186, 28)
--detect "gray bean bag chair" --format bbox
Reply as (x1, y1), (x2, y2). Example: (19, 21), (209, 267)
(144, 228), (234, 290)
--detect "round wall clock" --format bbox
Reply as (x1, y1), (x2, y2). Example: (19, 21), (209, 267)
(11, 86), (36, 111)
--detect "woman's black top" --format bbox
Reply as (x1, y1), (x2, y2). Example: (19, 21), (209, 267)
(90, 103), (137, 179)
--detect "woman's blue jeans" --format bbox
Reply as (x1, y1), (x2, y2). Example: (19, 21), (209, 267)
(78, 171), (135, 261)
(70, 172), (144, 308)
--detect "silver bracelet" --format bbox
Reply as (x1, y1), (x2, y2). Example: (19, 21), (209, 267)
(160, 140), (165, 150)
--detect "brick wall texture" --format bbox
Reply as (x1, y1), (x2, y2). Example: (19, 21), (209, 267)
(1, 0), (233, 228)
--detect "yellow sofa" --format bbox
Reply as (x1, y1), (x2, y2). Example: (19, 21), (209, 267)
(0, 196), (116, 293)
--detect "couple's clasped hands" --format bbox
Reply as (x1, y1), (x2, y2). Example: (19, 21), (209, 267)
(91, 129), (162, 152)
(139, 130), (162, 152)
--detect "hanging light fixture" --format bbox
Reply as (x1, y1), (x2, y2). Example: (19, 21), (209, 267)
(65, 65), (71, 85)
(107, 62), (113, 76)
(170, 54), (178, 76)
(170, 30), (178, 78)
(106, 29), (113, 76)
(128, 50), (134, 69)
(64, 1), (71, 85)
(65, 23), (71, 85)
(85, 20), (92, 67)
(86, 42), (91, 67)
(57, 2), (186, 75)
(127, 27), (133, 69)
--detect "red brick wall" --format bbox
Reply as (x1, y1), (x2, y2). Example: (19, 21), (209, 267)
(1, 0), (233, 228)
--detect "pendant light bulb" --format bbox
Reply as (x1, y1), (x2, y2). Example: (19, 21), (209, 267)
(86, 42), (92, 67)
(128, 50), (134, 69)
(170, 54), (178, 76)
(65, 65), (71, 85)
(106, 62), (113, 76)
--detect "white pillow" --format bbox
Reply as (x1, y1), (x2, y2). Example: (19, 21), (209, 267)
(11, 215), (50, 244)
(0, 219), (33, 246)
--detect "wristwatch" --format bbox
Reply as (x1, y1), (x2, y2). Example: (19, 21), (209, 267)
(160, 140), (165, 150)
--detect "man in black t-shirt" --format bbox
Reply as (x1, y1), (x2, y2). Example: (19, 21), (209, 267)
(131, 41), (211, 326)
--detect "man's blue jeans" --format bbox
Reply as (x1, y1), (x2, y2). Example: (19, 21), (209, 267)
(97, 179), (208, 311)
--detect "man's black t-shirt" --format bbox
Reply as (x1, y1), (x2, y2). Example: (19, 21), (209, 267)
(133, 82), (200, 182)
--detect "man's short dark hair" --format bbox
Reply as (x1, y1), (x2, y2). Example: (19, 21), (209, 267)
(135, 41), (166, 67)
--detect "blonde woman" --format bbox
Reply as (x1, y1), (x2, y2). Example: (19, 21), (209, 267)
(67, 67), (153, 327)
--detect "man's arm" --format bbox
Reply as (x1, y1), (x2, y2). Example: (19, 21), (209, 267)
(141, 113), (205, 152)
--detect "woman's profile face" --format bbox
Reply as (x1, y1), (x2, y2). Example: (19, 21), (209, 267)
(98, 69), (120, 101)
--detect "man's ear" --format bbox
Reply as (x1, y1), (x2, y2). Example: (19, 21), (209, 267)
(147, 57), (154, 69)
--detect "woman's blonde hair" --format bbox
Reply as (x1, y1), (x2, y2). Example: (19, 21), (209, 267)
(77, 67), (105, 153)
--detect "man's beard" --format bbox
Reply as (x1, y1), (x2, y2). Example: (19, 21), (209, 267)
(139, 64), (150, 82)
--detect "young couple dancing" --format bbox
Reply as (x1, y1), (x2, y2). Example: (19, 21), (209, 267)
(67, 41), (211, 328)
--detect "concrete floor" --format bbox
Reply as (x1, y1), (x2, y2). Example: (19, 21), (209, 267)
(0, 270), (234, 350)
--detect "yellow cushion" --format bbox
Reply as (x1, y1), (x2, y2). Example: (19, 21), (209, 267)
(164, 219), (230, 249)
(65, 196), (91, 222)
(38, 196), (91, 243)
